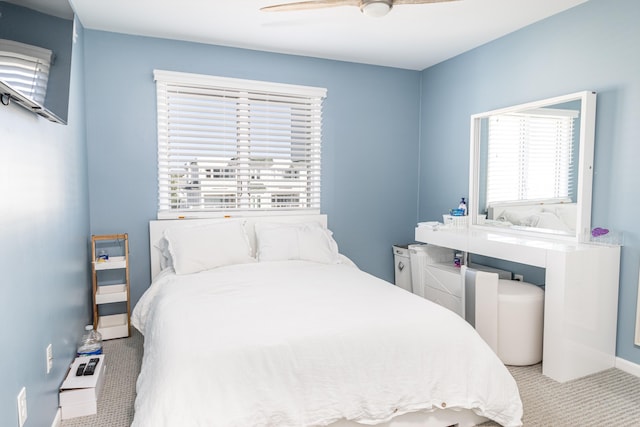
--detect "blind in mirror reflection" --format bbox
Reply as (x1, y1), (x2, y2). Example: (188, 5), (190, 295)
(0, 38), (52, 106)
(485, 107), (578, 208)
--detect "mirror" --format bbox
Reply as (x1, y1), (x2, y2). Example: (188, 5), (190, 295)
(469, 91), (596, 241)
(0, 1), (74, 124)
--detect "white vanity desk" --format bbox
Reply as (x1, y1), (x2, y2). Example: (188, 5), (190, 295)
(415, 226), (620, 383)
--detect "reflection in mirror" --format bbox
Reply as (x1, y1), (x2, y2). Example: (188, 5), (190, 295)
(470, 91), (596, 241)
(0, 1), (74, 124)
(0, 38), (53, 105)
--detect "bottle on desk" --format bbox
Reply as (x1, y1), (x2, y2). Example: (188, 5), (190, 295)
(454, 251), (464, 267)
(458, 197), (467, 216)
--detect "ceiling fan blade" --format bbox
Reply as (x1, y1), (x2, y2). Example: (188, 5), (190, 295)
(261, 0), (360, 12)
(393, 0), (461, 5)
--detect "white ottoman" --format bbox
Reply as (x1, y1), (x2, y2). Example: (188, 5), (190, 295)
(497, 279), (545, 366)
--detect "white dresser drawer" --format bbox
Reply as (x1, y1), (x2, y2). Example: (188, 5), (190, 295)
(424, 263), (462, 297)
(425, 286), (463, 317)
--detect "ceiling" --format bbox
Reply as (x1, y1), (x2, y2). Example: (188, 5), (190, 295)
(12, 0), (587, 70)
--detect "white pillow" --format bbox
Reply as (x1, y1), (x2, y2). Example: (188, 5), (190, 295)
(254, 222), (340, 264)
(543, 204), (576, 232)
(531, 211), (571, 231)
(164, 220), (254, 275)
(497, 208), (542, 227)
(154, 237), (173, 271)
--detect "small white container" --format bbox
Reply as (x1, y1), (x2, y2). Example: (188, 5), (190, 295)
(442, 214), (468, 228)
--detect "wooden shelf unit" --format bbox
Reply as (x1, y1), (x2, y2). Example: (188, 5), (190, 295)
(91, 234), (130, 340)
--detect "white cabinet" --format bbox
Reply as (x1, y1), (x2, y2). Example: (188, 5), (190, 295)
(410, 244), (511, 317)
(415, 226), (621, 383)
(422, 262), (464, 315)
(91, 234), (130, 340)
(417, 256), (510, 317)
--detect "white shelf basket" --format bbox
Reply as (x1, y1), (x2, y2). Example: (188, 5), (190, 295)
(95, 284), (128, 304)
(97, 313), (129, 340)
(94, 256), (126, 270)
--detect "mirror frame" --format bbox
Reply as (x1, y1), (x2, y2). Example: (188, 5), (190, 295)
(469, 91), (597, 242)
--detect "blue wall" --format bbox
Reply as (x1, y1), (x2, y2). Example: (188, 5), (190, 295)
(418, 0), (640, 364)
(0, 18), (90, 426)
(2, 1), (638, 424)
(82, 31), (421, 307)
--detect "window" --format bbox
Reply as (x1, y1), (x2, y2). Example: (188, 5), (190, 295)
(485, 108), (578, 208)
(154, 70), (326, 218)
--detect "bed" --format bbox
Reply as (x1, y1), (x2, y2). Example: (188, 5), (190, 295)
(131, 215), (523, 427)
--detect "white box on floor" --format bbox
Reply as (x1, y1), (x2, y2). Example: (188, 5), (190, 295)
(59, 355), (106, 419)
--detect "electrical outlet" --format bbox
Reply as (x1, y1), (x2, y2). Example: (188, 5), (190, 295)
(46, 343), (53, 374)
(514, 274), (524, 281)
(17, 386), (27, 427)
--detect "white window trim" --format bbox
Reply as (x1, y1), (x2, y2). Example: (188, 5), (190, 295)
(154, 70), (326, 99)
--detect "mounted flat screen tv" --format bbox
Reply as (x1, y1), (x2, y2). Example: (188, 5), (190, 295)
(0, 1), (73, 124)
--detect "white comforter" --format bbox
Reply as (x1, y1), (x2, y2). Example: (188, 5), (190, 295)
(131, 260), (523, 427)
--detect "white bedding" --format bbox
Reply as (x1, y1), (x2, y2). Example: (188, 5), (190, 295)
(131, 260), (523, 427)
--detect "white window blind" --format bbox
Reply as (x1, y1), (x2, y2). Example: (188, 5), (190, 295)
(154, 70), (326, 218)
(0, 39), (52, 106)
(486, 108), (578, 207)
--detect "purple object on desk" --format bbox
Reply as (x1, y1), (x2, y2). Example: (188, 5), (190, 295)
(591, 227), (609, 237)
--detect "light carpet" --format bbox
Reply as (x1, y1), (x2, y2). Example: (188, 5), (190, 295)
(61, 330), (640, 426)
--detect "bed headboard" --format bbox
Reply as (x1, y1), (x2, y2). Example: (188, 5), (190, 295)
(149, 214), (328, 281)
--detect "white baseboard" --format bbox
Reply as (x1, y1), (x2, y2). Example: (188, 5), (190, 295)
(51, 408), (61, 427)
(616, 357), (640, 378)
